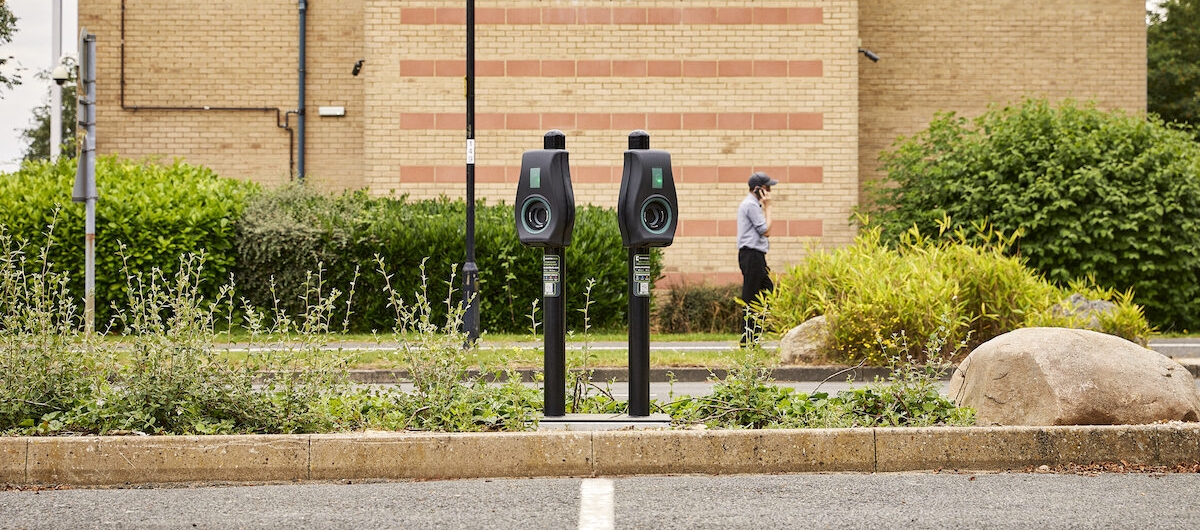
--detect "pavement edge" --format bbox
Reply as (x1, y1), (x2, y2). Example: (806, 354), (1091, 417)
(4, 425), (1200, 486)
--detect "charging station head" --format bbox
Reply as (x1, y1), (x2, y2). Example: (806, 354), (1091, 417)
(515, 148), (575, 247)
(617, 149), (678, 248)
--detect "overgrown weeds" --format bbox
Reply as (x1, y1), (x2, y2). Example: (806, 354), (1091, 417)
(1, 220), (973, 435)
(664, 322), (974, 429)
(0, 217), (103, 431)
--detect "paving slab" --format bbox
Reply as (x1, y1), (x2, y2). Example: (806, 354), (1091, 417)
(24, 435), (309, 486)
(0, 437), (26, 483)
(309, 431), (592, 481)
(591, 428), (875, 476)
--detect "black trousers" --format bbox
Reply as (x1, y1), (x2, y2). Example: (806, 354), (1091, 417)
(738, 248), (773, 343)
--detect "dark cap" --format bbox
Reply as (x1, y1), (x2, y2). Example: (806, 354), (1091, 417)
(748, 172), (778, 189)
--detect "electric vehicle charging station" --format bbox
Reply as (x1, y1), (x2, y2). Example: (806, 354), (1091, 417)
(515, 130), (575, 417)
(616, 130), (678, 417)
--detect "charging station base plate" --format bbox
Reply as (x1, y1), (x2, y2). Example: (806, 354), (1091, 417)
(536, 413), (672, 431)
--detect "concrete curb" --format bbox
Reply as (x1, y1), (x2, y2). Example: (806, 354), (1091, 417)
(4, 425), (1199, 486)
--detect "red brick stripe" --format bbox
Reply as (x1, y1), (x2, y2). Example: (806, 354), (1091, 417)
(397, 113), (823, 131)
(401, 7), (823, 25)
(676, 220), (822, 238)
(399, 59), (822, 78)
(394, 166), (822, 185)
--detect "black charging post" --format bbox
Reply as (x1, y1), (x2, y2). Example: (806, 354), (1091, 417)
(616, 130), (678, 417)
(515, 130), (575, 417)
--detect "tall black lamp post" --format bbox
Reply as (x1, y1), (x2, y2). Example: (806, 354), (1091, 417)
(462, 0), (480, 341)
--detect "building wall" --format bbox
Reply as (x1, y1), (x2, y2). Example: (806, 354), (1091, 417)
(81, 0), (364, 189)
(363, 1), (860, 285)
(858, 0), (1147, 188)
(80, 0), (1146, 286)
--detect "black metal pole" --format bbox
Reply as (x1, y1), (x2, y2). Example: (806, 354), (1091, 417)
(627, 131), (652, 417)
(544, 247), (566, 417)
(628, 248), (651, 416)
(297, 0), (307, 182)
(462, 0), (480, 341)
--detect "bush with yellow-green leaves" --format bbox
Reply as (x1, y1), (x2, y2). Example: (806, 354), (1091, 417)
(764, 221), (1151, 366)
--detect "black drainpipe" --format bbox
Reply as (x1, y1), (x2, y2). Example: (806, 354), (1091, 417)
(297, 0), (308, 183)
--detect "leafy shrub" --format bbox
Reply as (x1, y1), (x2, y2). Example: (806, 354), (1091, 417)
(235, 185), (659, 334)
(764, 222), (1151, 366)
(232, 185), (370, 324)
(655, 280), (742, 334)
(863, 98), (1200, 330)
(0, 156), (257, 328)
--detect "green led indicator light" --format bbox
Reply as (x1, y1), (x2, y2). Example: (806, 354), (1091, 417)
(652, 168), (663, 189)
(530, 167), (541, 188)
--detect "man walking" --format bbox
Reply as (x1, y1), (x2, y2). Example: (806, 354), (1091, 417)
(737, 171), (777, 345)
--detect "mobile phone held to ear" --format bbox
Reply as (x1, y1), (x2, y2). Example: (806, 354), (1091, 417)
(753, 186), (764, 199)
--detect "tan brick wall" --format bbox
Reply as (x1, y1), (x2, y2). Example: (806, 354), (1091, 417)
(363, 1), (859, 282)
(858, 0), (1147, 188)
(80, 0), (1146, 285)
(81, 0), (364, 189)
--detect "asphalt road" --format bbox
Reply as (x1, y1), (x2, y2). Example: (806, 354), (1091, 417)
(4, 473), (1200, 529)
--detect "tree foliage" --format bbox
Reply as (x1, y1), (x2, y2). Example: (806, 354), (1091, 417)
(1148, 0), (1200, 129)
(21, 68), (77, 161)
(863, 98), (1200, 330)
(0, 1), (19, 95)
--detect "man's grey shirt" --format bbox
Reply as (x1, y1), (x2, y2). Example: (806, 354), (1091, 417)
(737, 192), (769, 253)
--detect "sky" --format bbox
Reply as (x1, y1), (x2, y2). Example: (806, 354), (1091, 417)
(0, 0), (78, 173)
(0, 1), (1171, 174)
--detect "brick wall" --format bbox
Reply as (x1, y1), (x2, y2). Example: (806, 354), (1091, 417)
(81, 0), (364, 188)
(858, 0), (1147, 187)
(79, 0), (1146, 287)
(362, 1), (859, 284)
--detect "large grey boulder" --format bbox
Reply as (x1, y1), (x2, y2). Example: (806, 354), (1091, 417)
(779, 315), (831, 365)
(949, 327), (1200, 426)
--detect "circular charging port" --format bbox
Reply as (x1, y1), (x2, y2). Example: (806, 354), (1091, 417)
(640, 196), (673, 235)
(521, 195), (552, 234)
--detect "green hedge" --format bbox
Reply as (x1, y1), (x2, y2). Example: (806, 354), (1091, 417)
(234, 185), (661, 334)
(0, 157), (256, 327)
(656, 280), (742, 334)
(0, 160), (660, 335)
(864, 98), (1200, 330)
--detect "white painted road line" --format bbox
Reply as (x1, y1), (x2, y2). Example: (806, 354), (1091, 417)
(578, 478), (615, 530)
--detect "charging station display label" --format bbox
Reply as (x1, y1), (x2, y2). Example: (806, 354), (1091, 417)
(633, 253), (651, 297)
(543, 254), (561, 297)
(652, 168), (663, 189)
(529, 167), (541, 189)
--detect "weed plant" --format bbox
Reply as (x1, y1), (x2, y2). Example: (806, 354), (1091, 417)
(331, 258), (540, 432)
(0, 220), (104, 431)
(665, 323), (975, 429)
(566, 278), (625, 414)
